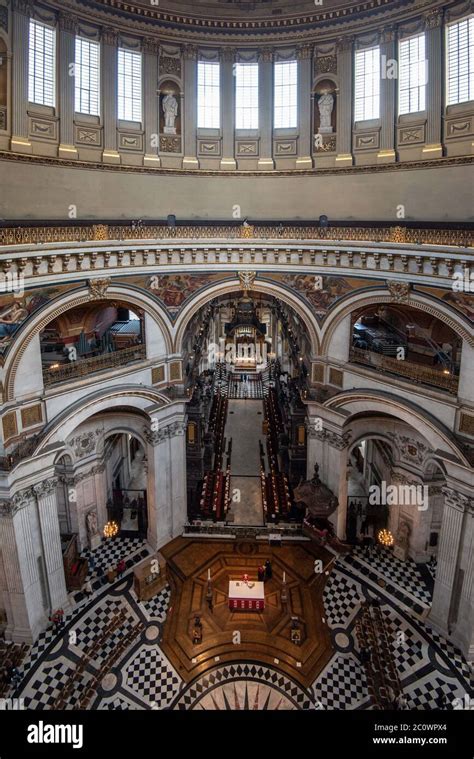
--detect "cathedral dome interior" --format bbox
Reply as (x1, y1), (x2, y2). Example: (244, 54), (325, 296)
(0, 0), (472, 748)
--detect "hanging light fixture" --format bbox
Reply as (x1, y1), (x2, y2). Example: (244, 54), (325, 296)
(378, 529), (394, 547)
(103, 521), (119, 539)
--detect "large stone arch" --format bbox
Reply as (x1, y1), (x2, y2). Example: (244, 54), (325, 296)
(320, 287), (474, 356)
(3, 283), (174, 401)
(172, 276), (322, 356)
(35, 385), (169, 455)
(325, 389), (470, 468)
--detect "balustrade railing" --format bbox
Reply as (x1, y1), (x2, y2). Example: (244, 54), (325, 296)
(43, 344), (146, 386)
(349, 348), (459, 394)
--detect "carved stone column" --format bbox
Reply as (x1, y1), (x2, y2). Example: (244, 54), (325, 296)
(34, 479), (69, 613)
(422, 9), (443, 159)
(58, 12), (79, 159)
(102, 28), (120, 164)
(0, 491), (44, 642)
(257, 48), (274, 170)
(451, 500), (474, 661)
(429, 487), (467, 635)
(220, 48), (237, 170)
(145, 412), (187, 549)
(11, 0), (32, 153)
(335, 36), (353, 166)
(143, 38), (161, 168)
(182, 46), (199, 169)
(296, 44), (313, 169)
(377, 27), (396, 163)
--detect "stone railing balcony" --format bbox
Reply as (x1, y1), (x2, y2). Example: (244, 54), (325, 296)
(43, 344), (146, 387)
(349, 348), (459, 394)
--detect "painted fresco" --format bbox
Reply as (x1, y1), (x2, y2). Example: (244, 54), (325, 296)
(0, 286), (75, 355)
(416, 286), (474, 324)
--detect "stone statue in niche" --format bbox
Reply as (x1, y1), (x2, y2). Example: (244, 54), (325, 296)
(86, 509), (101, 550)
(162, 92), (179, 134)
(317, 90), (334, 134)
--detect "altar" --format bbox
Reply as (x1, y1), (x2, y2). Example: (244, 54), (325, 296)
(228, 580), (265, 611)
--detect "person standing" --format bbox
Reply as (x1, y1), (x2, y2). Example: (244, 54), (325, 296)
(116, 559), (126, 579)
(264, 559), (272, 581)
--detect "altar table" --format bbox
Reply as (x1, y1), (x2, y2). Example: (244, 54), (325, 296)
(228, 580), (265, 611)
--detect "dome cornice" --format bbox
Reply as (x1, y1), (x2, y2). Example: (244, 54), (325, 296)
(36, 0), (452, 45)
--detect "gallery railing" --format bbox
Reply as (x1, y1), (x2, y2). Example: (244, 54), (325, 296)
(0, 223), (472, 248)
(43, 344), (146, 386)
(349, 348), (459, 394)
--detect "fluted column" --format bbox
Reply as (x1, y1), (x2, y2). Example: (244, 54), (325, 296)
(34, 480), (69, 612)
(145, 410), (188, 549)
(11, 0), (32, 153)
(182, 45), (199, 169)
(423, 9), (443, 159)
(429, 487), (467, 634)
(102, 28), (120, 164)
(377, 28), (396, 163)
(143, 38), (161, 168)
(335, 36), (353, 166)
(0, 492), (44, 642)
(220, 48), (237, 170)
(296, 44), (313, 169)
(58, 12), (79, 159)
(257, 49), (274, 170)
(452, 503), (474, 661)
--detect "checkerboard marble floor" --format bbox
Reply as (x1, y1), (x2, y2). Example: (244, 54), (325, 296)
(8, 540), (472, 711)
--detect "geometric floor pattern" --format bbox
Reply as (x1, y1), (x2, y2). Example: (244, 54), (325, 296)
(8, 538), (472, 711)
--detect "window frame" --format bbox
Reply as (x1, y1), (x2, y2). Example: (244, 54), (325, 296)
(197, 60), (221, 130)
(398, 32), (427, 116)
(273, 59), (298, 130)
(28, 18), (57, 108)
(235, 61), (259, 131)
(74, 36), (101, 117)
(446, 15), (474, 106)
(117, 47), (143, 123)
(354, 45), (381, 123)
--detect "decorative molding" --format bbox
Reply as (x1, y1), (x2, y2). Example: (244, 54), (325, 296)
(70, 429), (103, 459)
(442, 486), (472, 513)
(239, 271), (256, 291)
(395, 434), (432, 465)
(398, 124), (425, 145)
(183, 46), (198, 61)
(144, 420), (186, 446)
(354, 131), (380, 151)
(305, 424), (351, 449)
(75, 126), (102, 147)
(274, 139), (297, 156)
(387, 280), (410, 302)
(336, 36), (354, 52)
(315, 55), (337, 75)
(220, 48), (236, 63)
(312, 364), (325, 383)
(329, 367), (343, 388)
(258, 48), (274, 63)
(169, 361), (181, 381)
(11, 0), (33, 16)
(236, 140), (259, 156)
(102, 27), (119, 46)
(2, 412), (18, 443)
(197, 139), (221, 157)
(424, 9), (443, 29)
(0, 5), (9, 32)
(297, 44), (313, 61)
(29, 117), (58, 142)
(160, 135), (181, 153)
(459, 413), (474, 437)
(21, 404), (43, 429)
(152, 365), (165, 384)
(88, 277), (111, 299)
(119, 132), (143, 151)
(160, 55), (182, 76)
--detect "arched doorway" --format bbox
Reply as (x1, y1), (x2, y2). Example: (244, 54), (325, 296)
(104, 432), (148, 538)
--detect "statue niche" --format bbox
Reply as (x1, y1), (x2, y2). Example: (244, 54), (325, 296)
(314, 79), (337, 139)
(159, 80), (181, 136)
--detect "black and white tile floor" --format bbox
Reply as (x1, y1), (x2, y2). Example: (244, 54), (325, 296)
(8, 539), (472, 711)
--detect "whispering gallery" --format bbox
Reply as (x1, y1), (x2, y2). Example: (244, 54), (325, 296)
(0, 0), (473, 736)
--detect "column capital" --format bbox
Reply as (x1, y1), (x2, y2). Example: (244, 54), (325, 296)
(10, 487), (35, 513)
(336, 35), (354, 52)
(442, 486), (472, 513)
(102, 27), (119, 46)
(220, 47), (236, 63)
(11, 0), (33, 15)
(58, 12), (78, 33)
(379, 26), (397, 44)
(297, 44), (313, 61)
(183, 45), (198, 61)
(424, 9), (443, 30)
(143, 37), (161, 56)
(33, 479), (58, 498)
(305, 422), (351, 449)
(258, 48), (274, 63)
(144, 421), (186, 446)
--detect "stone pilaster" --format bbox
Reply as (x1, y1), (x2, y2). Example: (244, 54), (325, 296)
(422, 9), (443, 159)
(102, 28), (120, 164)
(182, 46), (199, 169)
(145, 416), (187, 548)
(33, 479), (69, 613)
(377, 27), (396, 163)
(296, 44), (313, 169)
(429, 487), (467, 634)
(58, 12), (79, 159)
(11, 0), (32, 153)
(143, 38), (161, 167)
(335, 36), (354, 165)
(257, 49), (274, 170)
(220, 48), (237, 170)
(0, 490), (44, 642)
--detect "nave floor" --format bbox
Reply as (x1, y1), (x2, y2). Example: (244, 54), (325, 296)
(6, 536), (470, 711)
